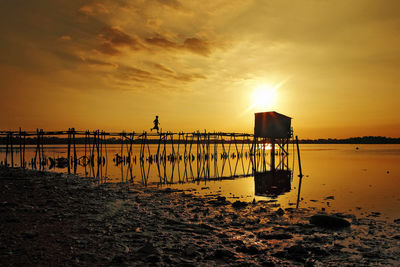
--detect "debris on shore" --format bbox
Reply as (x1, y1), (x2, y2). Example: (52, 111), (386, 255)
(1, 167), (399, 266)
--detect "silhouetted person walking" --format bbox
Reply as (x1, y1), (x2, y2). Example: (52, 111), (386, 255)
(151, 116), (160, 133)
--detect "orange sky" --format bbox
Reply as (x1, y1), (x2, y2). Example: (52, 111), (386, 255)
(1, 0), (399, 138)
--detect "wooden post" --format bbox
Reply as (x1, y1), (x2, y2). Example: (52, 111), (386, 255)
(252, 136), (257, 173)
(5, 133), (9, 166)
(22, 132), (25, 168)
(19, 128), (22, 167)
(91, 131), (96, 165)
(189, 133), (193, 160)
(184, 133), (188, 160)
(207, 133), (210, 179)
(84, 131), (87, 162)
(10, 132), (14, 167)
(41, 129), (45, 166)
(72, 128), (77, 164)
(296, 136), (303, 178)
(99, 131), (104, 166)
(104, 132), (108, 164)
(170, 133), (175, 158)
(96, 130), (100, 164)
(157, 133), (161, 157)
(146, 132), (151, 159)
(67, 128), (71, 173)
(38, 130), (41, 169)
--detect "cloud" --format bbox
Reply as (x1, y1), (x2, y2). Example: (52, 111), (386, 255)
(152, 62), (206, 82)
(145, 35), (212, 56)
(97, 26), (145, 55)
(116, 66), (161, 83)
(80, 57), (117, 68)
(183, 38), (211, 56)
(59, 35), (71, 41)
(79, 3), (109, 16)
(172, 73), (206, 82)
(155, 0), (184, 10)
(154, 63), (174, 74)
(145, 36), (177, 49)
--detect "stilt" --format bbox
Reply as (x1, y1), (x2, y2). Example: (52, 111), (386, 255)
(19, 128), (22, 167)
(296, 136), (303, 178)
(10, 132), (14, 167)
(67, 128), (71, 173)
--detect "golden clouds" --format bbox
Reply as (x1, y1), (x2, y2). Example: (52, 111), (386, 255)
(98, 26), (145, 55)
(79, 3), (109, 16)
(95, 26), (213, 57)
(1, 0), (400, 136)
(183, 38), (211, 56)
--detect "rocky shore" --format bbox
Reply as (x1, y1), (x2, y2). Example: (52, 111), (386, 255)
(1, 167), (399, 266)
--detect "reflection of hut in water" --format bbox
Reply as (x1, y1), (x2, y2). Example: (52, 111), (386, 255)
(254, 170), (292, 197)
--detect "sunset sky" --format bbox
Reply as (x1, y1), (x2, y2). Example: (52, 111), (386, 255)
(1, 0), (399, 138)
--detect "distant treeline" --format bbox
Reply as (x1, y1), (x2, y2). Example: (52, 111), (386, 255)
(299, 136), (400, 144)
(0, 137), (252, 145)
(0, 136), (399, 145)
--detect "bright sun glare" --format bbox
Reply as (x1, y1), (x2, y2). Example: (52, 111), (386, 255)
(251, 84), (278, 110)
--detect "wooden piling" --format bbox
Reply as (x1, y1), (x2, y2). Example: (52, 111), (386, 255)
(10, 132), (14, 167)
(72, 128), (77, 164)
(19, 128), (22, 167)
(295, 136), (303, 178)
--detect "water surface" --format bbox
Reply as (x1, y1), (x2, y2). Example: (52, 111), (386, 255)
(1, 144), (399, 220)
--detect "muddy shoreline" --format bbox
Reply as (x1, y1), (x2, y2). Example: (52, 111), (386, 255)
(1, 167), (399, 266)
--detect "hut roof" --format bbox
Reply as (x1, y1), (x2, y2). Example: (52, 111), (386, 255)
(254, 111), (292, 120)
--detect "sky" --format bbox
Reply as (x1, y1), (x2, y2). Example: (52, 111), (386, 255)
(1, 0), (399, 138)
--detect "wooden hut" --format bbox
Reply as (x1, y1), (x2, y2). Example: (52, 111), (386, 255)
(254, 111), (292, 138)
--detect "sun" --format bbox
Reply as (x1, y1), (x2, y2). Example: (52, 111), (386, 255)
(251, 84), (278, 110)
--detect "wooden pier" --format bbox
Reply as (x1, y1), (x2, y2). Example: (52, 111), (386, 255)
(0, 129), (291, 175)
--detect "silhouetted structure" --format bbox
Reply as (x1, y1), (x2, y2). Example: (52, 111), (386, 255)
(253, 111), (292, 172)
(254, 111), (291, 139)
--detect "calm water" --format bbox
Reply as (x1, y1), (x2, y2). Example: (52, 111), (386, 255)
(1, 144), (399, 220)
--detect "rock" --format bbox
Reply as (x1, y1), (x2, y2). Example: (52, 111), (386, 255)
(324, 196), (335, 200)
(307, 246), (330, 256)
(184, 245), (198, 257)
(214, 248), (235, 259)
(286, 244), (308, 255)
(284, 245), (309, 262)
(232, 200), (247, 209)
(310, 214), (351, 229)
(110, 254), (127, 265)
(362, 251), (381, 258)
(369, 212), (381, 217)
(137, 242), (160, 255)
(208, 196), (229, 206)
(393, 218), (400, 224)
(276, 208), (285, 216)
(161, 188), (173, 193)
(236, 244), (263, 255)
(21, 231), (38, 239)
(217, 196), (226, 202)
(145, 254), (161, 263)
(258, 232), (293, 240)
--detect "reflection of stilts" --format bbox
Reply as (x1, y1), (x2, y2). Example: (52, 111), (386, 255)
(296, 175), (303, 209)
(295, 135), (304, 208)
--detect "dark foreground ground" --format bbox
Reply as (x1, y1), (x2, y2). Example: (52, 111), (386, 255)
(0, 167), (399, 266)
